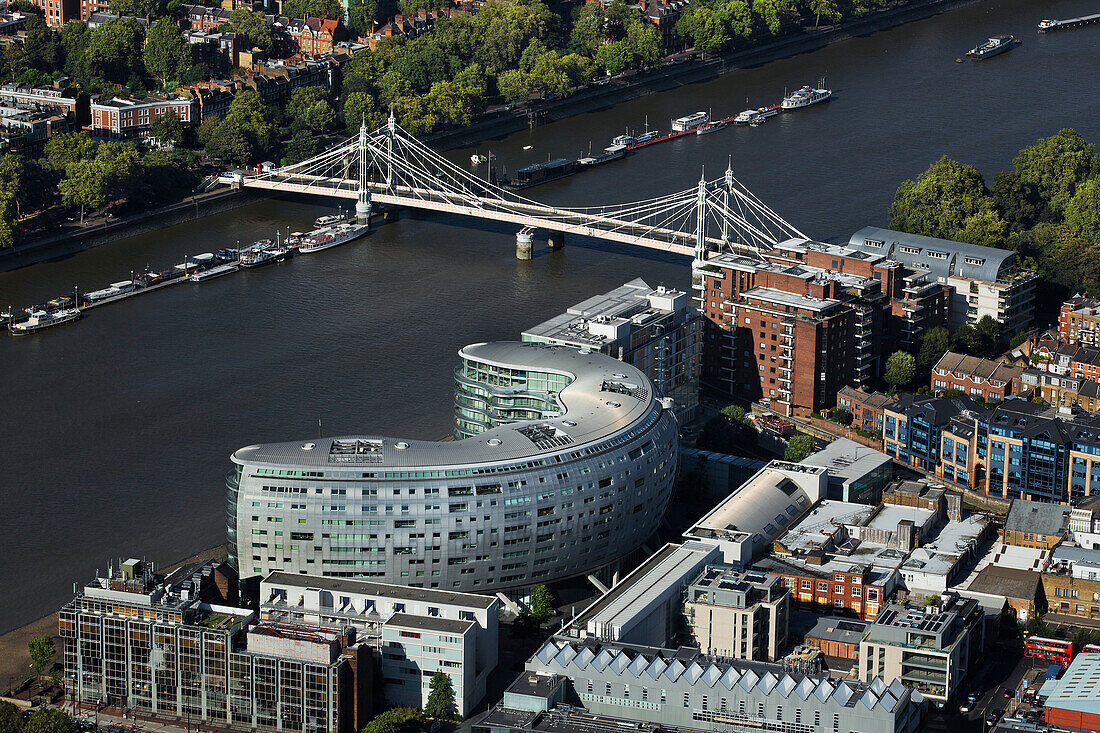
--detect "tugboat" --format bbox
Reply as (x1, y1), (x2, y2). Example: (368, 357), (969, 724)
(782, 83), (832, 110)
(9, 308), (81, 335)
(967, 35), (1016, 59)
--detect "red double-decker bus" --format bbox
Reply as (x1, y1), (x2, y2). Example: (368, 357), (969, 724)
(1083, 643), (1100, 653)
(1025, 636), (1074, 664)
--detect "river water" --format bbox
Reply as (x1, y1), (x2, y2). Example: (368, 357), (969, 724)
(1, 0), (1097, 633)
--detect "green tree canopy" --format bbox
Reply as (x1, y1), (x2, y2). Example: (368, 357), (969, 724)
(361, 707), (429, 733)
(1011, 128), (1096, 220)
(1063, 177), (1100, 239)
(281, 0), (341, 19)
(529, 584), (554, 620)
(28, 635), (55, 677)
(888, 155), (1007, 246)
(144, 17), (192, 82)
(0, 701), (22, 733)
(223, 9), (276, 56)
(424, 671), (458, 720)
(83, 17), (146, 85)
(917, 326), (951, 377)
(205, 90), (278, 165)
(784, 435), (816, 463)
(150, 109), (184, 145)
(884, 351), (916, 390)
(23, 708), (72, 733)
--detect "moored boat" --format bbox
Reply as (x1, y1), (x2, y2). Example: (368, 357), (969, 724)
(298, 223), (371, 253)
(697, 121), (728, 135)
(190, 264), (238, 282)
(671, 111), (708, 132)
(9, 308), (81, 335)
(734, 110), (757, 124)
(314, 211), (349, 228)
(782, 84), (832, 110)
(967, 35), (1015, 59)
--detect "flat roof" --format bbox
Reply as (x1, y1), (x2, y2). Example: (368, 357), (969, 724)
(1044, 652), (1100, 715)
(803, 438), (891, 482)
(386, 612), (474, 634)
(233, 342), (661, 469)
(806, 616), (869, 645)
(741, 286), (841, 313)
(779, 500), (876, 552)
(865, 504), (936, 533)
(262, 571), (497, 609)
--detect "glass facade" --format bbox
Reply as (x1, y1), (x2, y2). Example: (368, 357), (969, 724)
(453, 357), (572, 439)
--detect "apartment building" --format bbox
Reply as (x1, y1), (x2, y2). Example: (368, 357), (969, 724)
(522, 278), (702, 422)
(848, 226), (1038, 334)
(857, 593), (984, 705)
(59, 558), (372, 733)
(683, 565), (790, 662)
(1059, 296), (1100, 346)
(692, 236), (946, 415)
(805, 617), (867, 661)
(883, 395), (983, 473)
(1041, 546), (1100, 623)
(89, 94), (194, 137)
(836, 386), (898, 435)
(258, 572), (498, 716)
(31, 0), (79, 25)
(931, 351), (1024, 402)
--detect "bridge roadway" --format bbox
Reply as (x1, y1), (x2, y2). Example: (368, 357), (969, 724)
(221, 172), (746, 256)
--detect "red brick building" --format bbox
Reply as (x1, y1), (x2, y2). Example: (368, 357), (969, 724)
(78, 0), (109, 21)
(693, 238), (948, 416)
(1059, 296), (1100, 346)
(931, 351), (1024, 402)
(836, 386), (897, 434)
(88, 94), (194, 137)
(31, 0), (79, 26)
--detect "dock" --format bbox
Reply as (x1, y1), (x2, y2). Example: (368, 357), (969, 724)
(1038, 13), (1100, 32)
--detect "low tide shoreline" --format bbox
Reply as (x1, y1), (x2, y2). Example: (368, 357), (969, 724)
(0, 544), (228, 687)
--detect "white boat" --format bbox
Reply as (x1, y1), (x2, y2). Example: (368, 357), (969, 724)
(298, 223), (370, 253)
(756, 105), (781, 119)
(190, 264), (238, 282)
(611, 134), (634, 146)
(470, 154), (487, 165)
(634, 130), (660, 143)
(734, 109), (757, 124)
(782, 85), (832, 110)
(671, 111), (708, 132)
(314, 212), (349, 228)
(9, 308), (81, 335)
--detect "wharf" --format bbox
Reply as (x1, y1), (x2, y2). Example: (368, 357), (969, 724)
(79, 270), (225, 312)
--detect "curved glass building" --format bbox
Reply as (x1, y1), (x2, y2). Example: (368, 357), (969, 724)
(227, 342), (680, 592)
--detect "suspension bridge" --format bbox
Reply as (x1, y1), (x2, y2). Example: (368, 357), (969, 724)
(219, 114), (806, 259)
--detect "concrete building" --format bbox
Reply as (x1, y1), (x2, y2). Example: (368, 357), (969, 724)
(857, 593), (984, 706)
(802, 438), (893, 504)
(59, 558), (373, 733)
(848, 227), (1038, 333)
(931, 352), (1024, 402)
(1003, 499), (1070, 549)
(0, 81), (88, 122)
(228, 342), (680, 594)
(683, 461), (827, 565)
(486, 639), (925, 733)
(1042, 650), (1100, 731)
(522, 278), (702, 422)
(258, 572), (498, 716)
(683, 564), (790, 662)
(1069, 497), (1100, 549)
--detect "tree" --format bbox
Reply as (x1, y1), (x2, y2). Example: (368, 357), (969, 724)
(144, 17), (191, 82)
(975, 315), (1003, 355)
(753, 0), (799, 36)
(496, 68), (532, 104)
(361, 707), (429, 733)
(991, 170), (1043, 231)
(0, 154), (24, 248)
(424, 671), (457, 720)
(884, 351), (916, 390)
(83, 17), (146, 85)
(1012, 128), (1096, 220)
(917, 326), (951, 377)
(529, 584), (554, 621)
(109, 0), (169, 18)
(888, 155), (1007, 246)
(150, 109), (184, 145)
(784, 435), (816, 463)
(44, 132), (96, 172)
(281, 0), (341, 19)
(22, 710), (72, 733)
(59, 142), (140, 222)
(810, 0), (841, 26)
(223, 9), (276, 56)
(205, 91), (278, 165)
(951, 323), (982, 356)
(0, 701), (22, 733)
(28, 635), (55, 679)
(1064, 177), (1100, 239)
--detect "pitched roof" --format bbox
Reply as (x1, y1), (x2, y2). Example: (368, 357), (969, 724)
(934, 351), (1023, 384)
(1004, 499), (1070, 537)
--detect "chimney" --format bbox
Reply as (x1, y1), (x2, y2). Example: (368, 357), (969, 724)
(946, 492), (962, 522)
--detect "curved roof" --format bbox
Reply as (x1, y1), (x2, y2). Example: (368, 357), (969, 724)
(848, 226), (1015, 282)
(232, 341), (665, 470)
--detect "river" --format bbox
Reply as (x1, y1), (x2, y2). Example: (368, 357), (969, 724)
(1, 0), (1097, 633)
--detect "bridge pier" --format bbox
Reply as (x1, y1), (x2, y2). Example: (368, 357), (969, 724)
(516, 228), (534, 260)
(547, 231), (565, 251)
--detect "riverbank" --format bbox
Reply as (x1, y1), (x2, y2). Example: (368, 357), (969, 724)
(0, 188), (269, 273)
(426, 0), (986, 151)
(0, 545), (228, 688)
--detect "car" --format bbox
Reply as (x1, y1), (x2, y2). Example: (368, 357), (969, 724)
(959, 703), (971, 713)
(986, 713), (999, 727)
(1003, 688), (1014, 698)
(967, 692), (979, 704)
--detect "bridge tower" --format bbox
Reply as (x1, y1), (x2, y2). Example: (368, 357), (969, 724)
(355, 119), (372, 225)
(694, 170), (707, 261)
(721, 161), (734, 245)
(385, 108), (396, 190)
